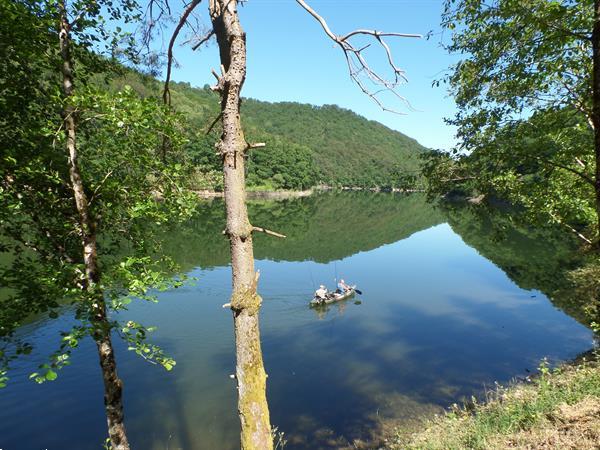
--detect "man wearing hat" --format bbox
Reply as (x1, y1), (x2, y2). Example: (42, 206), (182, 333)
(315, 284), (328, 302)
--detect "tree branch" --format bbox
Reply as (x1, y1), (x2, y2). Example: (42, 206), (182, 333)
(89, 169), (114, 206)
(295, 0), (421, 113)
(139, 0), (172, 59)
(163, 0), (203, 107)
(536, 156), (595, 186)
(191, 29), (215, 51)
(206, 111), (223, 134)
(549, 212), (593, 245)
(252, 226), (286, 239)
(246, 142), (265, 150)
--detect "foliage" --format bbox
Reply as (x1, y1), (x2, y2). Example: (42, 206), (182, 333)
(421, 149), (473, 200)
(0, 0), (197, 387)
(0, 0), (67, 377)
(106, 76), (428, 190)
(425, 107), (596, 237)
(435, 0), (597, 240)
(241, 100), (426, 188)
(480, 109), (595, 231)
(442, 0), (592, 150)
(246, 137), (316, 190)
(567, 257), (600, 323)
(394, 359), (600, 450)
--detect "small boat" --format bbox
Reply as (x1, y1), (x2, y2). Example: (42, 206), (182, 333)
(310, 287), (356, 306)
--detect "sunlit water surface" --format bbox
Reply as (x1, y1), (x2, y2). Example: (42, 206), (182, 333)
(0, 194), (594, 449)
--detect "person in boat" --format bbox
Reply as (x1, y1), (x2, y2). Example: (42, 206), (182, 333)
(315, 284), (328, 301)
(336, 279), (351, 294)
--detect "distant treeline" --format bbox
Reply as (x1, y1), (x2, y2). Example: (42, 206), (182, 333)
(104, 72), (427, 191)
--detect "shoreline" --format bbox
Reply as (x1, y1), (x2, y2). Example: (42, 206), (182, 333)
(193, 186), (425, 200)
(387, 352), (600, 449)
(193, 189), (314, 200)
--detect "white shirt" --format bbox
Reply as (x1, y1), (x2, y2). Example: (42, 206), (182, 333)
(315, 287), (327, 298)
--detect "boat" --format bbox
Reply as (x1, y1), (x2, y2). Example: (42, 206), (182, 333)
(310, 286), (356, 306)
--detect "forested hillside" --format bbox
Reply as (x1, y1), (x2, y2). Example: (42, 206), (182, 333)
(108, 73), (427, 190)
(241, 100), (426, 187)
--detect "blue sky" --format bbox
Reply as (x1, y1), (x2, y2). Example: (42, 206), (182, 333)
(161, 0), (458, 150)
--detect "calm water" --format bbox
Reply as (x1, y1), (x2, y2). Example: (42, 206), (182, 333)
(0, 193), (594, 449)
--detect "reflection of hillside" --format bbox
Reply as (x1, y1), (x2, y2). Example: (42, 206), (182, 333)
(163, 194), (590, 327)
(445, 207), (588, 324)
(252, 193), (445, 263)
(161, 193), (445, 270)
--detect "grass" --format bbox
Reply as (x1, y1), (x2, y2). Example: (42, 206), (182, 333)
(391, 356), (600, 450)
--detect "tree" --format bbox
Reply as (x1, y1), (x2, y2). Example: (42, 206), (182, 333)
(152, 0), (419, 447)
(246, 138), (317, 190)
(440, 0), (598, 241)
(1, 1), (194, 448)
(57, 1), (133, 445)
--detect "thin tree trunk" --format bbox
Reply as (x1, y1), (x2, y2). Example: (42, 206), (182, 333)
(208, 1), (273, 448)
(593, 0), (600, 243)
(58, 3), (130, 449)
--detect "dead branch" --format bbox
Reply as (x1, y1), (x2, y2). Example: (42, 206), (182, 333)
(295, 0), (421, 113)
(246, 142), (266, 150)
(252, 226), (287, 239)
(163, 0), (202, 107)
(139, 0), (172, 59)
(206, 111), (223, 134)
(191, 29), (215, 51)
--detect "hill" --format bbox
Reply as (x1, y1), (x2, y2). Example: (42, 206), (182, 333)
(241, 99), (426, 187)
(109, 73), (428, 189)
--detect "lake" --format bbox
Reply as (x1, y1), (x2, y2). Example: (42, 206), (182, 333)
(0, 193), (594, 449)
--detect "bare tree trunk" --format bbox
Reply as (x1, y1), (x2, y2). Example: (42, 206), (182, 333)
(208, 1), (273, 448)
(58, 4), (130, 449)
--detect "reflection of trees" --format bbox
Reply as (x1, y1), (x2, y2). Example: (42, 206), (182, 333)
(161, 193), (445, 271)
(160, 192), (591, 325)
(445, 205), (590, 325)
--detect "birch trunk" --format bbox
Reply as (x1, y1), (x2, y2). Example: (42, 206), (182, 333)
(58, 3), (130, 448)
(208, 1), (273, 448)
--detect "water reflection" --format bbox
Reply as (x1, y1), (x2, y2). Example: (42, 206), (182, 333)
(0, 193), (594, 449)
(160, 192), (446, 270)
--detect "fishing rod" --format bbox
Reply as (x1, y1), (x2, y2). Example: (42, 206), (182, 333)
(308, 265), (316, 291)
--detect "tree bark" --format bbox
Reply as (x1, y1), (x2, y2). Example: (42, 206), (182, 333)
(58, 3), (130, 449)
(593, 0), (600, 243)
(208, 1), (273, 448)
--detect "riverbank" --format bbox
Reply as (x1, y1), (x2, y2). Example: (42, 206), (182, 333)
(389, 355), (600, 450)
(193, 189), (314, 200)
(193, 186), (425, 200)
